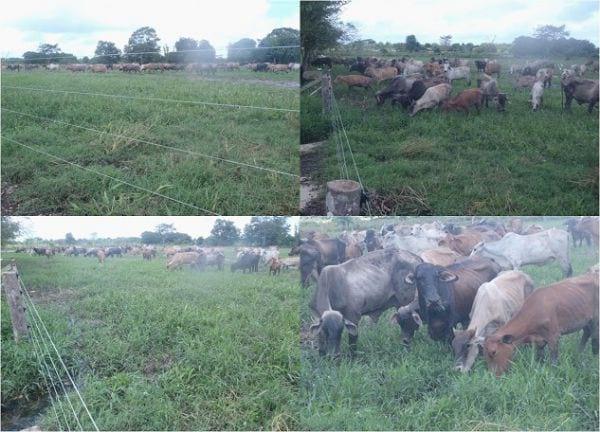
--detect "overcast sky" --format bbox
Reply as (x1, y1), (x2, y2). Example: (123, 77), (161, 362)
(340, 0), (598, 45)
(0, 0), (299, 58)
(13, 217), (299, 240)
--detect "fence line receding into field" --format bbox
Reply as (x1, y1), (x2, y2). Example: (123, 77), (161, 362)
(2, 85), (299, 113)
(1, 136), (222, 215)
(2, 108), (300, 179)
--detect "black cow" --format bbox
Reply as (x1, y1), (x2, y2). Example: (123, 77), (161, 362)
(231, 252), (260, 273)
(564, 218), (592, 247)
(105, 247), (123, 258)
(475, 60), (487, 73)
(365, 229), (382, 252)
(299, 238), (346, 287)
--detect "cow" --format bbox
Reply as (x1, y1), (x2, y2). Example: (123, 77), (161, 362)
(365, 229), (382, 252)
(90, 64), (108, 73)
(438, 232), (488, 256)
(205, 250), (225, 270)
(444, 66), (471, 86)
(441, 88), (483, 114)
(120, 63), (141, 73)
(513, 75), (537, 91)
(420, 247), (462, 267)
(391, 80), (429, 109)
(365, 66), (398, 82)
(32, 247), (52, 258)
(333, 75), (373, 89)
(484, 60), (501, 77)
(409, 84), (452, 117)
(97, 250), (106, 264)
(522, 224), (544, 235)
(475, 60), (487, 73)
(402, 257), (502, 343)
(45, 63), (59, 71)
(561, 71), (599, 113)
(577, 217), (599, 246)
(66, 64), (87, 72)
(470, 228), (572, 277)
(309, 248), (422, 357)
(375, 75), (418, 105)
(142, 248), (156, 260)
(268, 258), (283, 275)
(167, 251), (206, 271)
(484, 271), (599, 376)
(299, 238), (346, 287)
(531, 80), (544, 111)
(382, 231), (439, 254)
(536, 68), (553, 88)
(230, 251), (260, 273)
(280, 256), (300, 270)
(105, 247), (123, 258)
(403, 63), (423, 75)
(452, 270), (534, 372)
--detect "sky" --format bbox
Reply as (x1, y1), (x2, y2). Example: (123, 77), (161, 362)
(12, 217), (299, 240)
(0, 0), (299, 58)
(339, 0), (598, 45)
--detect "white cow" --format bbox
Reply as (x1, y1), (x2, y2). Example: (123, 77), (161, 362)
(410, 83), (452, 117)
(445, 66), (471, 85)
(531, 80), (544, 111)
(470, 228), (572, 276)
(410, 223), (447, 241)
(382, 232), (439, 254)
(452, 270), (534, 372)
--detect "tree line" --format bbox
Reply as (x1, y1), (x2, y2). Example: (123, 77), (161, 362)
(1, 217), (298, 247)
(8, 26), (299, 65)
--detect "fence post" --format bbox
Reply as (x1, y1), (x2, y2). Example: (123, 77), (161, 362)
(321, 72), (332, 114)
(325, 180), (362, 216)
(2, 262), (29, 342)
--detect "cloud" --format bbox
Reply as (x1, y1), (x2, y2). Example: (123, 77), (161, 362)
(340, 0), (598, 45)
(0, 0), (298, 57)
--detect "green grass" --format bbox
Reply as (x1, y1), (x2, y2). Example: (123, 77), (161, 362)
(299, 217), (599, 430)
(301, 56), (598, 215)
(1, 249), (300, 430)
(1, 70), (299, 215)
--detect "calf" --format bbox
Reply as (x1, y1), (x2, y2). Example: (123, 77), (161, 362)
(484, 271), (599, 376)
(441, 88), (483, 114)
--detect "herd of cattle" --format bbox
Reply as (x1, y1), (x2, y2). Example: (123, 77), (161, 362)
(14, 244), (299, 275)
(299, 217), (599, 376)
(305, 55), (599, 114)
(3, 61), (301, 74)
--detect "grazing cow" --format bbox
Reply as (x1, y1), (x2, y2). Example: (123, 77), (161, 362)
(484, 271), (599, 376)
(382, 231), (439, 254)
(6, 64), (22, 71)
(444, 66), (471, 86)
(120, 63), (141, 73)
(299, 238), (346, 287)
(204, 250), (225, 270)
(167, 251), (206, 271)
(375, 75), (421, 105)
(513, 75), (537, 91)
(309, 249), (422, 356)
(438, 232), (487, 256)
(441, 88), (483, 114)
(268, 63), (290, 72)
(66, 64), (88, 72)
(90, 64), (108, 73)
(333, 75), (373, 89)
(280, 256), (299, 270)
(560, 71), (599, 113)
(45, 63), (59, 71)
(141, 63), (164, 72)
(577, 217), (599, 246)
(452, 271), (534, 372)
(531, 81), (544, 111)
(230, 251), (260, 273)
(470, 228), (572, 277)
(420, 247), (462, 267)
(475, 60), (487, 73)
(32, 247), (52, 258)
(403, 63), (423, 75)
(391, 80), (429, 109)
(142, 248), (156, 260)
(409, 83), (452, 117)
(365, 66), (398, 82)
(105, 247), (123, 258)
(403, 257), (502, 343)
(484, 60), (501, 77)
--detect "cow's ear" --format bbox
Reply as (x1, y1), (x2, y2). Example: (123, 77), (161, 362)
(501, 334), (514, 344)
(412, 311), (423, 327)
(404, 273), (415, 285)
(309, 320), (323, 336)
(344, 320), (358, 336)
(439, 271), (458, 282)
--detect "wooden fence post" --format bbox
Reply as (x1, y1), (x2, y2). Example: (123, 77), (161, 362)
(2, 263), (29, 342)
(325, 180), (362, 216)
(321, 72), (332, 114)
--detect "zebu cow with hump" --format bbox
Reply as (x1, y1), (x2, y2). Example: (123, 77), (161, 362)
(470, 228), (572, 277)
(452, 270), (534, 372)
(560, 70), (599, 113)
(400, 257), (502, 343)
(299, 238), (346, 287)
(309, 249), (422, 356)
(484, 270), (599, 376)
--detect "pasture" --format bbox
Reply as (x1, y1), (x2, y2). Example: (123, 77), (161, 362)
(1, 249), (300, 430)
(1, 69), (299, 215)
(300, 56), (598, 215)
(299, 217), (599, 430)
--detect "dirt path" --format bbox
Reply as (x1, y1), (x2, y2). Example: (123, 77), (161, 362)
(300, 141), (326, 215)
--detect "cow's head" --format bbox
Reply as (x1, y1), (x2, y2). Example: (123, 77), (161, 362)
(469, 241), (485, 257)
(390, 307), (422, 345)
(483, 333), (516, 376)
(310, 310), (357, 357)
(452, 328), (483, 372)
(404, 263), (458, 312)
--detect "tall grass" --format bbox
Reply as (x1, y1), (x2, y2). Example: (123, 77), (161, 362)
(300, 56), (598, 215)
(1, 71), (299, 215)
(1, 250), (300, 430)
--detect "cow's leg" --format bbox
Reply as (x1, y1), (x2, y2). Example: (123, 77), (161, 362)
(579, 323), (592, 352)
(535, 341), (546, 362)
(548, 338), (560, 365)
(588, 101), (596, 113)
(348, 333), (358, 357)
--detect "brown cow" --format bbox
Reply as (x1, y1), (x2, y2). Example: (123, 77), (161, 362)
(441, 88), (483, 114)
(438, 232), (484, 256)
(577, 217), (599, 246)
(484, 271), (599, 376)
(419, 247), (462, 267)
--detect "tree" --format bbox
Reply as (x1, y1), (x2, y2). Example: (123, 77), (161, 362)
(156, 223), (176, 237)
(65, 233), (76, 245)
(242, 217), (292, 246)
(440, 35), (452, 49)
(1, 217), (22, 246)
(405, 35), (420, 52)
(23, 44), (76, 65)
(167, 37), (215, 63)
(195, 237), (204, 246)
(534, 24), (570, 41)
(141, 231), (162, 245)
(301, 1), (349, 65)
(94, 41), (121, 65)
(255, 28), (300, 64)
(209, 219), (240, 246)
(123, 27), (162, 64)
(227, 38), (256, 63)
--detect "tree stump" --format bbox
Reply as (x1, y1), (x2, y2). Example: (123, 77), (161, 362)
(325, 180), (361, 215)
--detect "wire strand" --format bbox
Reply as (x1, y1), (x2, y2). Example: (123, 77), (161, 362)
(2, 85), (299, 113)
(2, 136), (221, 215)
(2, 108), (300, 179)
